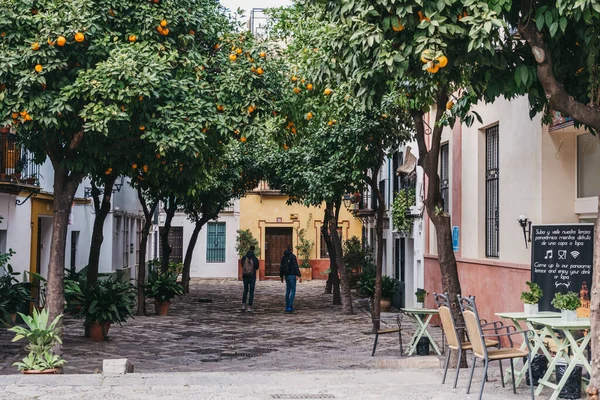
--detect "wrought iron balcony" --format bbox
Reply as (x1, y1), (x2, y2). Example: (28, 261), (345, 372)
(0, 128), (40, 195)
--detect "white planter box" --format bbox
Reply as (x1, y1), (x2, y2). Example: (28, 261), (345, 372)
(561, 310), (577, 322)
(524, 303), (539, 315)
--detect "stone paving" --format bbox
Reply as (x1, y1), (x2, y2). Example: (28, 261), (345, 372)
(0, 280), (443, 375)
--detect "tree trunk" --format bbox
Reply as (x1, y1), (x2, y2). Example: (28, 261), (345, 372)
(330, 199), (353, 314)
(366, 168), (385, 332)
(412, 91), (466, 367)
(136, 187), (157, 316)
(182, 217), (209, 293)
(322, 203), (340, 301)
(45, 161), (82, 354)
(160, 195), (177, 273)
(86, 175), (116, 288)
(587, 198), (600, 397)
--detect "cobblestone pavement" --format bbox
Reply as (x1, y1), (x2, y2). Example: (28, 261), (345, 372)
(1, 280), (443, 375)
(0, 369), (538, 400)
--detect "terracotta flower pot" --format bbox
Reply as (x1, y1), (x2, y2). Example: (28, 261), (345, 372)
(89, 322), (111, 342)
(23, 368), (58, 375)
(155, 301), (171, 316)
(300, 267), (312, 281)
(380, 298), (392, 312)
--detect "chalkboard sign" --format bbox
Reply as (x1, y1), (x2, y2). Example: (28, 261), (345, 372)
(531, 224), (594, 314)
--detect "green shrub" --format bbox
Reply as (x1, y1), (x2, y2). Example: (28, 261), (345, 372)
(145, 269), (184, 303)
(235, 229), (260, 258)
(551, 292), (581, 311)
(392, 189), (416, 233)
(78, 277), (136, 325)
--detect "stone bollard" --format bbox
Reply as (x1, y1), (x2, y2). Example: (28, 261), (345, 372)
(102, 359), (134, 374)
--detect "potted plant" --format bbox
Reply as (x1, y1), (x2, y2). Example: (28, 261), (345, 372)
(552, 292), (581, 322)
(380, 275), (397, 311)
(145, 269), (184, 316)
(415, 288), (428, 308)
(520, 281), (542, 314)
(392, 188), (416, 234)
(79, 277), (135, 341)
(8, 308), (65, 374)
(0, 252), (31, 326)
(295, 222), (314, 281)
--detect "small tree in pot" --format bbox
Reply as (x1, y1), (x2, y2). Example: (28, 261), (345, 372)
(9, 308), (65, 374)
(552, 292), (581, 322)
(380, 276), (397, 312)
(520, 281), (543, 315)
(295, 223), (314, 282)
(415, 288), (428, 308)
(145, 269), (184, 316)
(78, 277), (136, 341)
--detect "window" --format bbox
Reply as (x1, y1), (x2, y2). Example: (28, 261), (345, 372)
(136, 219), (142, 265)
(123, 217), (129, 268)
(485, 125), (500, 258)
(320, 227), (343, 259)
(440, 143), (450, 214)
(577, 133), (600, 198)
(206, 222), (226, 262)
(70, 231), (79, 273)
(392, 151), (403, 194)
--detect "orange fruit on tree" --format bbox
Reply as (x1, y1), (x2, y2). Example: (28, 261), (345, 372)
(291, 127), (297, 134)
(156, 153), (161, 159)
(57, 36), (66, 46)
(31, 42), (40, 50)
(446, 100), (454, 110)
(306, 112), (313, 120)
(129, 35), (137, 43)
(143, 165), (148, 172)
(217, 104), (224, 112)
(240, 137), (247, 142)
(139, 95), (144, 101)
(34, 64), (43, 73)
(160, 19), (167, 27)
(291, 76), (298, 82)
(162, 28), (169, 35)
(229, 54), (237, 61)
(139, 126), (145, 131)
(323, 88), (332, 95)
(214, 43), (220, 50)
(306, 83), (313, 90)
(235, 47), (242, 54)
(420, 49), (432, 63)
(12, 112), (18, 119)
(251, 66), (256, 72)
(247, 105), (255, 113)
(74, 32), (85, 42)
(392, 17), (404, 32)
(189, 30), (195, 35)
(259, 51), (266, 58)
(109, 9), (115, 17)
(256, 67), (264, 75)
(293, 87), (301, 94)
(47, 38), (55, 46)
(436, 55), (448, 68)
(426, 62), (440, 73)
(132, 164), (138, 169)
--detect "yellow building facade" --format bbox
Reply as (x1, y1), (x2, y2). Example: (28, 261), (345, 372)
(239, 187), (362, 280)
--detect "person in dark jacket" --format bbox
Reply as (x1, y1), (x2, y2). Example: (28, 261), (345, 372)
(280, 245), (302, 312)
(241, 246), (259, 312)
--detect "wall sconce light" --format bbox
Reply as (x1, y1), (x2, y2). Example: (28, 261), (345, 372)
(342, 194), (352, 208)
(518, 215), (532, 249)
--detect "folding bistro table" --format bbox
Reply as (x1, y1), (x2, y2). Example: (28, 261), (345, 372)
(495, 311), (561, 386)
(401, 308), (441, 356)
(528, 317), (591, 400)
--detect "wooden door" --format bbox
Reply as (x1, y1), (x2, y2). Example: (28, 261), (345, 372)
(265, 227), (293, 276)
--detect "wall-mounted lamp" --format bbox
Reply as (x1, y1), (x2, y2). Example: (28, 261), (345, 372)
(518, 215), (532, 249)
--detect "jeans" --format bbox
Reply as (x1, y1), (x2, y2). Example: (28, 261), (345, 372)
(242, 277), (256, 306)
(285, 275), (297, 310)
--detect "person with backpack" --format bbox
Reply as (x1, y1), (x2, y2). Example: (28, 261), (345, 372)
(241, 246), (259, 312)
(280, 245), (302, 312)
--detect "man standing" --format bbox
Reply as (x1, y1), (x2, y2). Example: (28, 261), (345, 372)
(241, 246), (259, 312)
(280, 245), (302, 312)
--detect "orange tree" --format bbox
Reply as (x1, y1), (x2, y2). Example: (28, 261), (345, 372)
(0, 0), (276, 330)
(270, 0), (518, 330)
(262, 13), (413, 317)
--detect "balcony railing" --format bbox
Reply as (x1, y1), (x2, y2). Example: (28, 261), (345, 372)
(549, 110), (574, 132)
(250, 180), (282, 195)
(0, 129), (40, 192)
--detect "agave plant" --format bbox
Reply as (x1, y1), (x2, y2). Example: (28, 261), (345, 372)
(8, 308), (65, 371)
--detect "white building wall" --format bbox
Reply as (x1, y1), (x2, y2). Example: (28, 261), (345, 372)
(0, 193), (32, 280)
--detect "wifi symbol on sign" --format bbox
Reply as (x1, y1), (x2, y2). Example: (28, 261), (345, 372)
(570, 251), (580, 259)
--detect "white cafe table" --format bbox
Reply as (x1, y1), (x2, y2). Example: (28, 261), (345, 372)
(401, 308), (442, 356)
(527, 317), (590, 400)
(495, 311), (561, 386)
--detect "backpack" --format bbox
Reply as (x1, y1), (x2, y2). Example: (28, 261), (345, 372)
(242, 256), (254, 277)
(283, 255), (295, 276)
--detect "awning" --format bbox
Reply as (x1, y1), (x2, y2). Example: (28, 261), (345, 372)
(397, 146), (417, 175)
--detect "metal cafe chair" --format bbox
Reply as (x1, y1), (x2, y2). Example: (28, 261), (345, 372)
(458, 295), (535, 400)
(369, 301), (403, 357)
(434, 292), (501, 388)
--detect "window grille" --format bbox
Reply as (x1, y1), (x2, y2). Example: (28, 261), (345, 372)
(440, 143), (449, 213)
(206, 222), (226, 262)
(485, 125), (500, 258)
